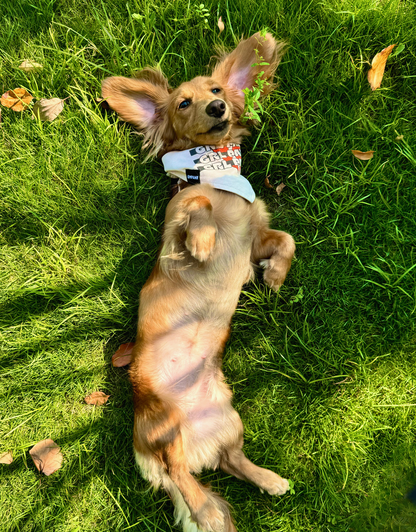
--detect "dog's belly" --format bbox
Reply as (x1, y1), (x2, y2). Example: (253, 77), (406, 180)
(150, 322), (241, 471)
(153, 321), (227, 395)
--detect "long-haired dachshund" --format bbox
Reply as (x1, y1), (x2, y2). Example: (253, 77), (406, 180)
(102, 32), (295, 532)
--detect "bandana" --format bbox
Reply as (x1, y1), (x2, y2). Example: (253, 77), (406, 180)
(161, 143), (255, 203)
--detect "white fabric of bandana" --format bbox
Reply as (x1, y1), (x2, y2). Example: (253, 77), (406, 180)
(161, 143), (255, 203)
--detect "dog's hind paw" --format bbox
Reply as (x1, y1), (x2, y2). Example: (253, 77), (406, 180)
(186, 225), (216, 262)
(192, 502), (225, 532)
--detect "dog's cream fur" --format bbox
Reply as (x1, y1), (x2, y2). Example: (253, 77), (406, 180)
(102, 33), (295, 532)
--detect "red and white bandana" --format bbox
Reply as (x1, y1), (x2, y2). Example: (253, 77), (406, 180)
(161, 143), (255, 203)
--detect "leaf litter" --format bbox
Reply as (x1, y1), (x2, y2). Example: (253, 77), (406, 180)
(0, 452), (13, 465)
(368, 44), (396, 91)
(32, 98), (65, 121)
(1, 89), (33, 111)
(29, 439), (63, 476)
(19, 60), (43, 72)
(352, 150), (374, 161)
(276, 182), (286, 195)
(84, 391), (110, 405)
(112, 342), (135, 367)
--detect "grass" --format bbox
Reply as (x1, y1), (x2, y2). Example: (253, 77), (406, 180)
(1, 0), (416, 530)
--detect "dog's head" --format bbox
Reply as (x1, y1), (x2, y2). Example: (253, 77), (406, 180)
(101, 33), (286, 157)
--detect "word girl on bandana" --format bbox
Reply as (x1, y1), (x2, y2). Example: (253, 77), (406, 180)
(162, 143), (255, 203)
(190, 144), (241, 172)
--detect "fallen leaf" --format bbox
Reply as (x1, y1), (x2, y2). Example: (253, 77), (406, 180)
(352, 150), (374, 161)
(29, 439), (62, 476)
(112, 342), (135, 367)
(368, 44), (396, 90)
(85, 391), (110, 405)
(217, 16), (225, 33)
(1, 88), (33, 111)
(32, 98), (65, 121)
(19, 60), (43, 72)
(264, 177), (273, 189)
(276, 182), (286, 195)
(395, 134), (404, 141)
(0, 452), (13, 465)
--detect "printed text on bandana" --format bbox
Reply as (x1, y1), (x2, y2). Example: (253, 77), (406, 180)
(189, 144), (241, 172)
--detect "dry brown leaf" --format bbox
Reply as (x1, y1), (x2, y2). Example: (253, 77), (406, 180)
(29, 439), (62, 476)
(352, 150), (374, 161)
(276, 182), (286, 195)
(1, 88), (33, 112)
(32, 98), (65, 121)
(0, 452), (13, 465)
(264, 177), (273, 189)
(217, 16), (225, 33)
(19, 60), (43, 72)
(85, 391), (110, 405)
(112, 342), (135, 367)
(368, 44), (396, 90)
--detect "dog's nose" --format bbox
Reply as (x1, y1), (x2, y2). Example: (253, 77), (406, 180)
(206, 99), (226, 118)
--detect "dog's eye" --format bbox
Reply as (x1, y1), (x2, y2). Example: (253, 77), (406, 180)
(212, 88), (221, 94)
(179, 100), (191, 110)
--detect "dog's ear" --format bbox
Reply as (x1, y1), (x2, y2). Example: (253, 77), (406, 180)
(212, 32), (286, 97)
(101, 69), (174, 156)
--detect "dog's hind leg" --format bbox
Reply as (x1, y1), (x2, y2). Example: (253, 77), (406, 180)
(161, 433), (235, 532)
(250, 199), (296, 291)
(220, 439), (289, 497)
(182, 195), (217, 262)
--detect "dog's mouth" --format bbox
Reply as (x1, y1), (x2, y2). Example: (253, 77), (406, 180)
(199, 120), (230, 136)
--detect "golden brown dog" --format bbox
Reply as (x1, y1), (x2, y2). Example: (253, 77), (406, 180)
(102, 32), (295, 532)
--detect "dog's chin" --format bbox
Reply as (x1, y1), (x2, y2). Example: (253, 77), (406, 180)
(196, 120), (231, 144)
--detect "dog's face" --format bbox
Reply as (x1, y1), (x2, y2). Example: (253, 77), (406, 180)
(102, 33), (285, 156)
(168, 77), (233, 146)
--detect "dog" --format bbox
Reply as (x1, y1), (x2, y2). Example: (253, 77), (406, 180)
(102, 32), (296, 532)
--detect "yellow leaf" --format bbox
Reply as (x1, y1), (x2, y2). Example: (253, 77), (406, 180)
(352, 150), (374, 161)
(368, 44), (396, 91)
(1, 88), (33, 112)
(217, 16), (225, 33)
(19, 60), (43, 72)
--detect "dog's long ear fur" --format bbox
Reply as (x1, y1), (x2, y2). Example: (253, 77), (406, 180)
(212, 32), (286, 115)
(102, 68), (174, 157)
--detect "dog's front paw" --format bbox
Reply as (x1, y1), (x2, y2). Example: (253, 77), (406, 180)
(186, 225), (216, 262)
(258, 469), (290, 496)
(260, 258), (286, 291)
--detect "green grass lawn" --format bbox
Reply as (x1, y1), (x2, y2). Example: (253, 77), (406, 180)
(1, 0), (416, 530)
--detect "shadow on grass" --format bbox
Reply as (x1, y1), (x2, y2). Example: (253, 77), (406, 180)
(351, 443), (416, 532)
